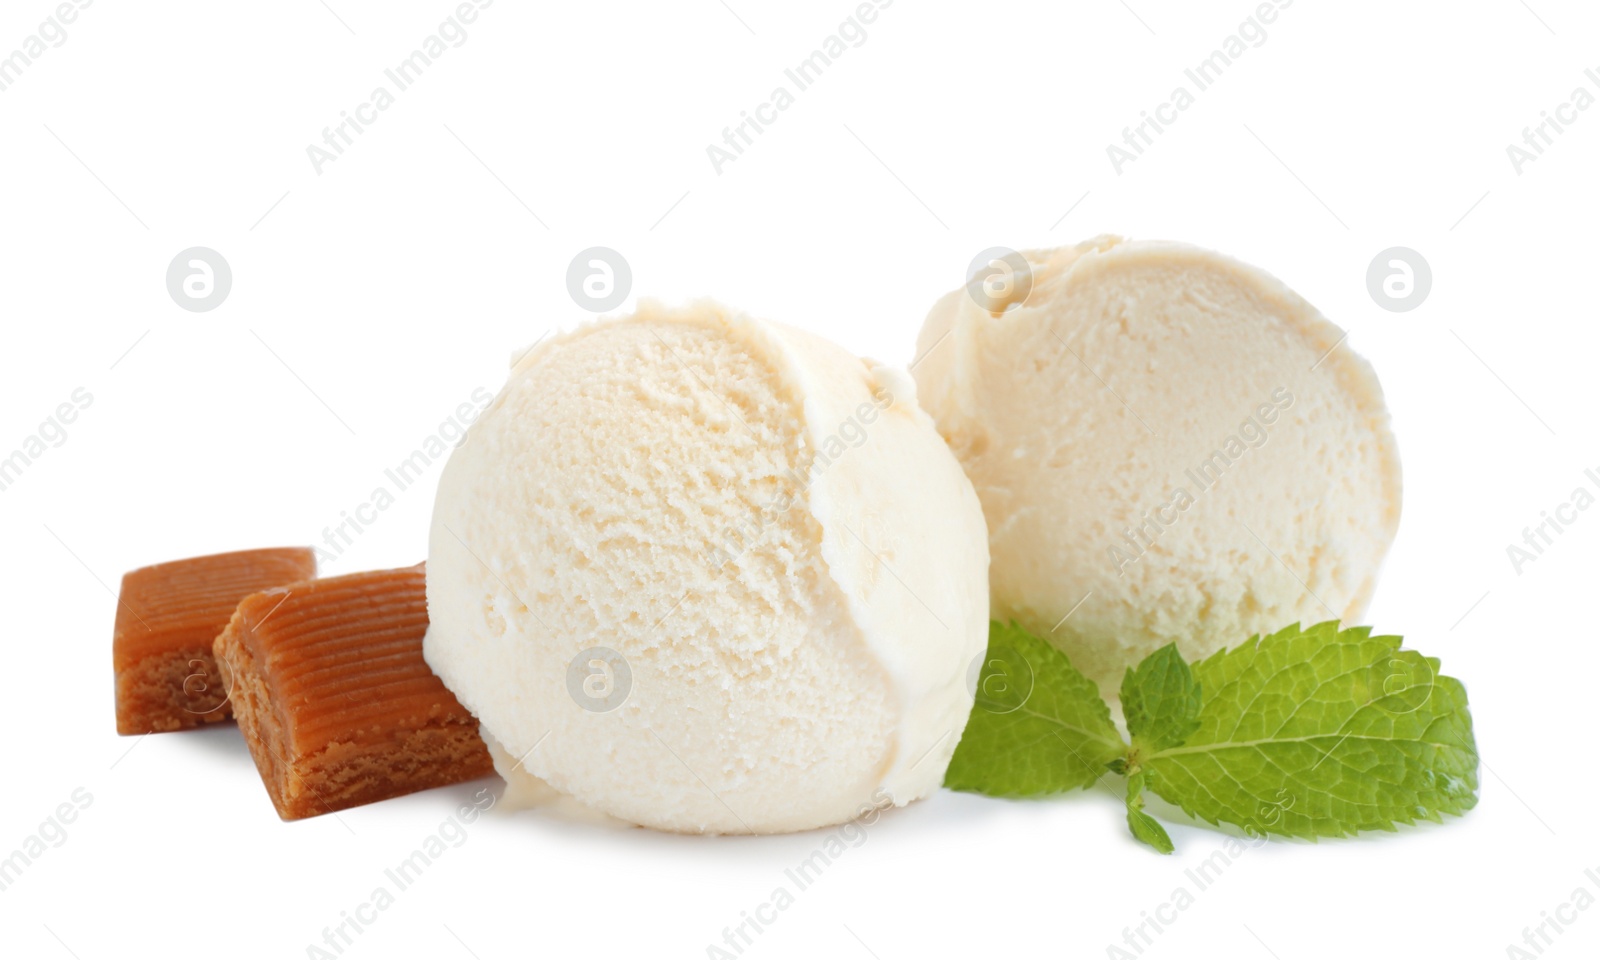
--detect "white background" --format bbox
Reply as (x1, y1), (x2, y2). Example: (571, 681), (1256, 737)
(2, 0), (1596, 957)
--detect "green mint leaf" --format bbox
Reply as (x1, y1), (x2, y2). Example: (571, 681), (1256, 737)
(944, 621), (1127, 797)
(1124, 771), (1174, 854)
(1143, 621), (1480, 840)
(1120, 643), (1202, 753)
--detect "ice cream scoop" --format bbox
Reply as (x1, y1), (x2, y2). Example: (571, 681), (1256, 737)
(912, 236), (1400, 693)
(424, 301), (989, 834)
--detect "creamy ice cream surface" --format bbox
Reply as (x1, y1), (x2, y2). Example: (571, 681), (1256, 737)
(912, 237), (1401, 693)
(424, 301), (989, 834)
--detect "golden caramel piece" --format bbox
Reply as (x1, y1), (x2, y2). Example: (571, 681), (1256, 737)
(214, 564), (493, 821)
(114, 547), (317, 735)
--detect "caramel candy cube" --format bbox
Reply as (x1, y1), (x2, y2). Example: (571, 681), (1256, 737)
(114, 547), (317, 735)
(214, 564), (493, 820)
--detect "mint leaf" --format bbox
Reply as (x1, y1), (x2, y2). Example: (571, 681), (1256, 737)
(1120, 643), (1201, 753)
(944, 619), (1479, 852)
(1143, 621), (1479, 840)
(1124, 771), (1174, 854)
(944, 621), (1126, 797)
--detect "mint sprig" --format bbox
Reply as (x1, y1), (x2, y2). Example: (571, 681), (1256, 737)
(945, 620), (1479, 853)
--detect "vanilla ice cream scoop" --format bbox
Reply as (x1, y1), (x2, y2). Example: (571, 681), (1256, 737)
(912, 237), (1400, 693)
(424, 301), (989, 834)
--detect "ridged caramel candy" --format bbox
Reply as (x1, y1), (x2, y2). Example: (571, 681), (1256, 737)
(113, 547), (317, 735)
(214, 564), (492, 820)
